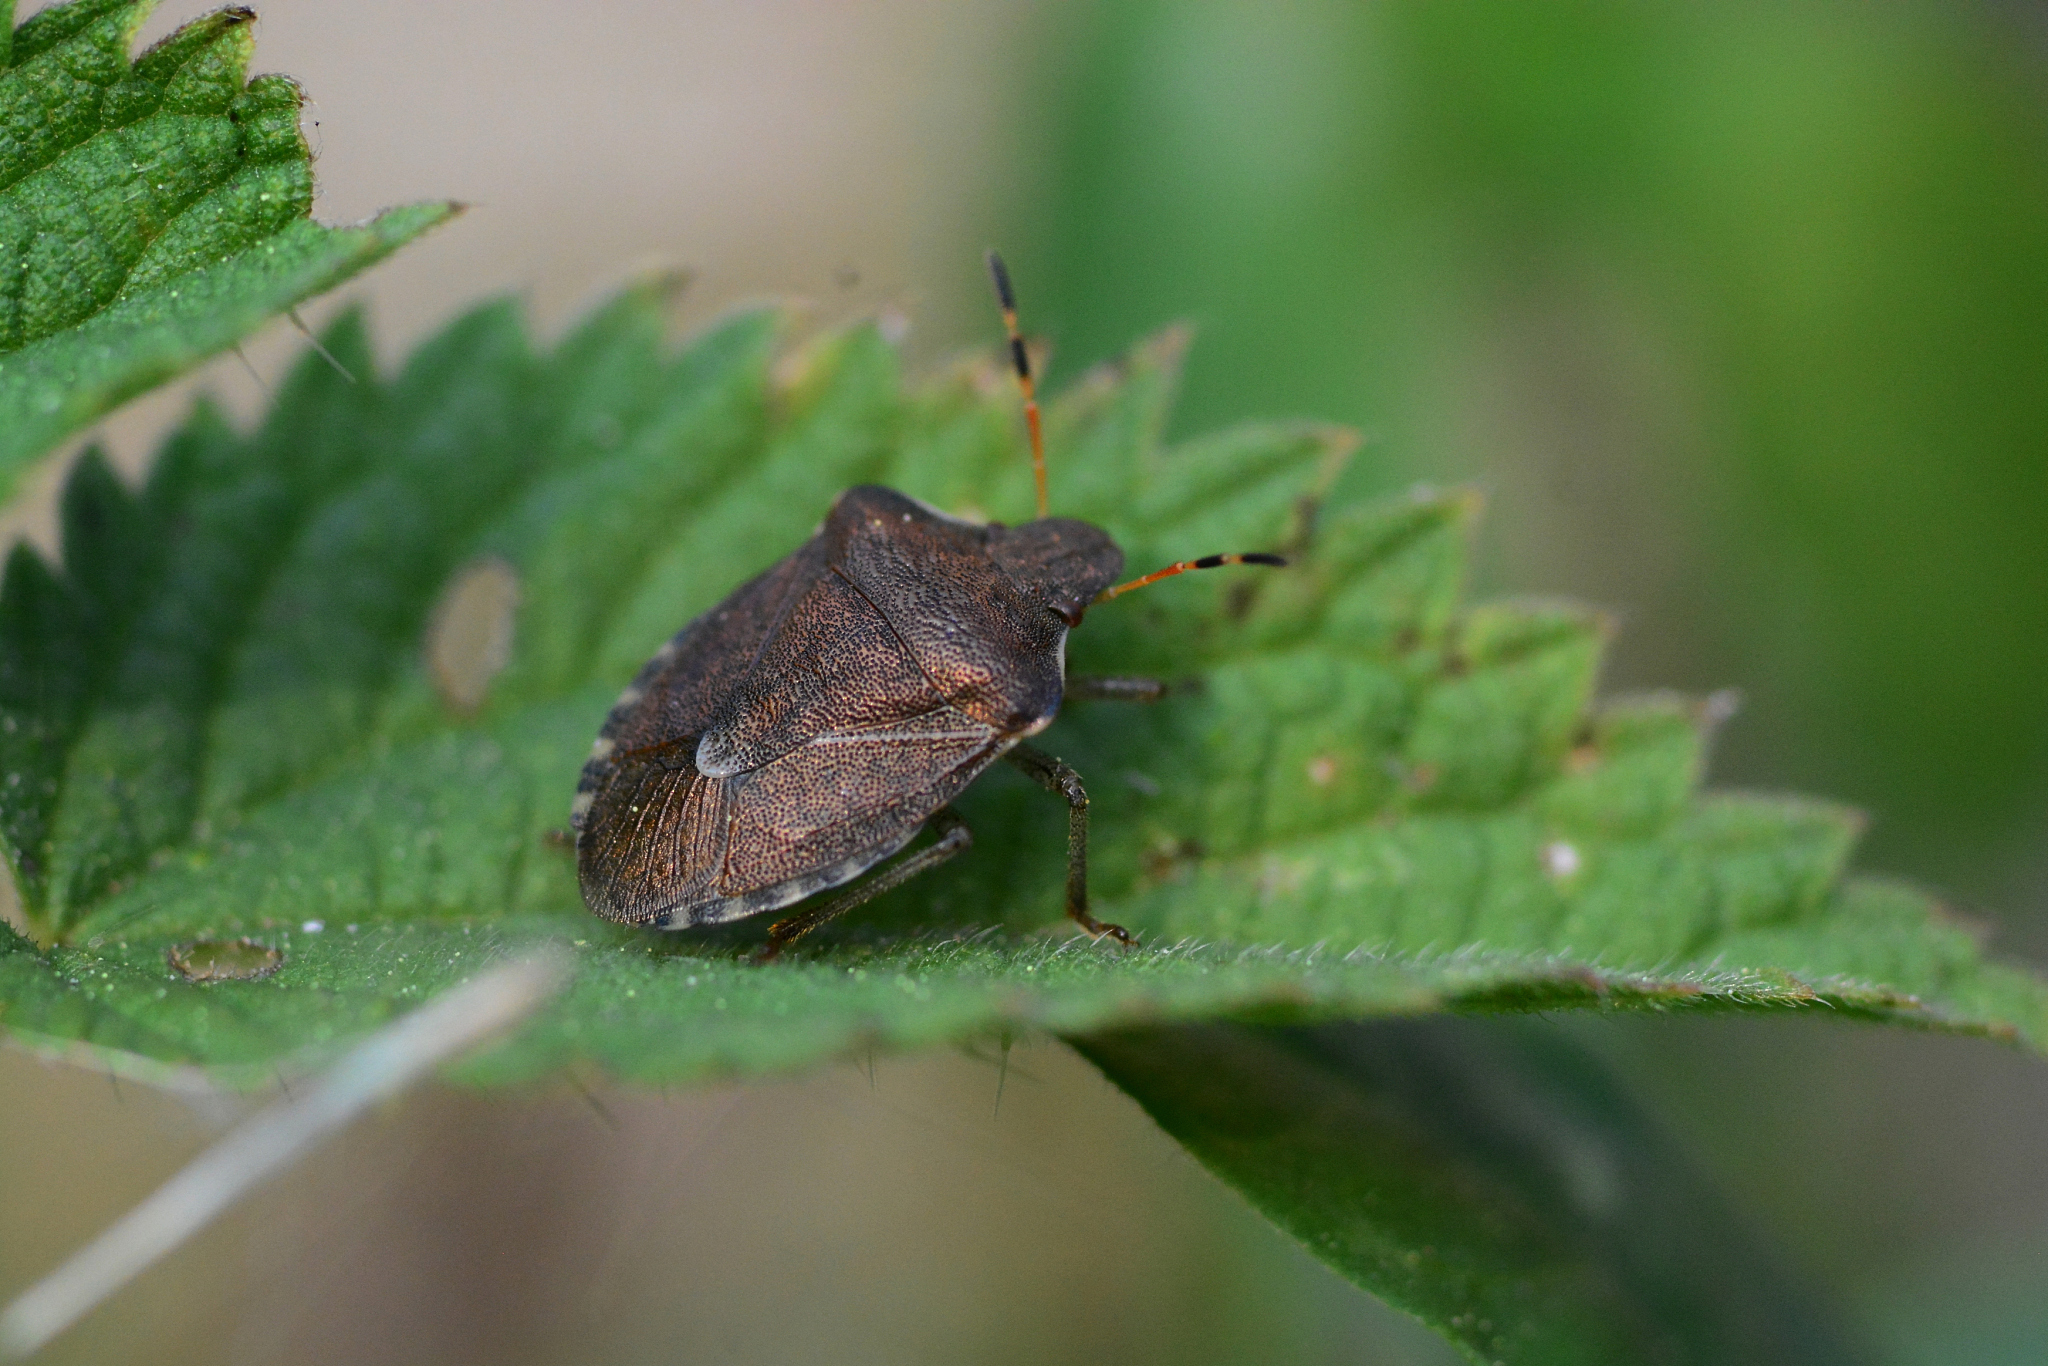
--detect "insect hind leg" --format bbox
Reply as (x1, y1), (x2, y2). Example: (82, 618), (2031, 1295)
(1004, 742), (1135, 946)
(757, 807), (974, 961)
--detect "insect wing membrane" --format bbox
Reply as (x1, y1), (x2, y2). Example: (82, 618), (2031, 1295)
(573, 547), (813, 923)
(574, 736), (732, 922)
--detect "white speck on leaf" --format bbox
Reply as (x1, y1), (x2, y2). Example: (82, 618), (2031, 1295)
(1541, 842), (1581, 880)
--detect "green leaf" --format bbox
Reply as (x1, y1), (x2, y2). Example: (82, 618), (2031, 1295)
(1, 282), (2043, 1092)
(0, 0), (454, 491)
(6, 286), (2041, 1363)
(1080, 1019), (1870, 1366)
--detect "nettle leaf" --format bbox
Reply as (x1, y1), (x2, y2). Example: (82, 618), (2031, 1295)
(2, 282), (2045, 1078)
(0, 283), (2042, 1360)
(0, 0), (454, 491)
(1081, 1020), (1869, 1366)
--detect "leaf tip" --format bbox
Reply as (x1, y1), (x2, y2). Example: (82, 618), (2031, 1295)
(1437, 482), (1486, 528)
(1697, 687), (1742, 729)
(1140, 321), (1195, 374)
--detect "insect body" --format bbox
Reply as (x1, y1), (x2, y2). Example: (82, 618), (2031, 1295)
(572, 256), (1279, 955)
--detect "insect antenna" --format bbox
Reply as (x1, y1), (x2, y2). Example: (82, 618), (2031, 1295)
(986, 251), (1050, 519)
(1095, 553), (1288, 603)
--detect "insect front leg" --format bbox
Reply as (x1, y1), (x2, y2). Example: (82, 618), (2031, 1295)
(1003, 742), (1135, 946)
(1062, 676), (1169, 703)
(757, 807), (974, 962)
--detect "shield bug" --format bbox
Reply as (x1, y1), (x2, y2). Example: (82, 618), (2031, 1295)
(572, 254), (1283, 956)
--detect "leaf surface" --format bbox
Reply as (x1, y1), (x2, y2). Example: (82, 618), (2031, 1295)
(0, 282), (2041, 1090)
(0, 0), (454, 490)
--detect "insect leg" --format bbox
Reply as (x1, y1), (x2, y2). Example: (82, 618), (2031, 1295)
(758, 807), (974, 961)
(1063, 675), (1168, 704)
(1003, 743), (1136, 946)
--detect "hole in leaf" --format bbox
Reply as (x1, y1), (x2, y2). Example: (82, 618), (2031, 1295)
(426, 556), (520, 714)
(167, 938), (284, 983)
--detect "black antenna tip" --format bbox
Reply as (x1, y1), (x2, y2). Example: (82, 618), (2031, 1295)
(1244, 552), (1287, 567)
(986, 251), (1017, 311)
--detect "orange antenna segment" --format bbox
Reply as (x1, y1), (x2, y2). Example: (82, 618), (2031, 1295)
(1096, 553), (1287, 603)
(986, 251), (1049, 519)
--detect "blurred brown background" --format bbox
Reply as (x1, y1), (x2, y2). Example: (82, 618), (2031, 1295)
(5, 1), (2048, 1362)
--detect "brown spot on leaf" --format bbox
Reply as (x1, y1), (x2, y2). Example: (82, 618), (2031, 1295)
(427, 556), (520, 714)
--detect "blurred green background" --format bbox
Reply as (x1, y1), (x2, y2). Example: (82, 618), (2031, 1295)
(1005, 8), (2048, 1357)
(4, 1), (2047, 1362)
(1006, 0), (2048, 929)
(1010, 10), (2048, 1353)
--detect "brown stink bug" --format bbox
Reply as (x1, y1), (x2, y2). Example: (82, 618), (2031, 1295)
(572, 254), (1283, 957)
